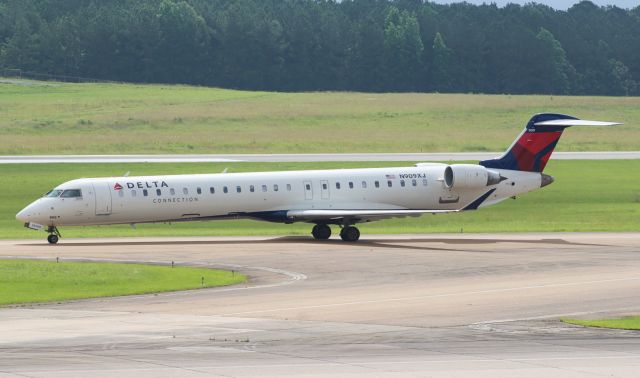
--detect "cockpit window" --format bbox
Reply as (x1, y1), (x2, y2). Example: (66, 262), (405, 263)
(45, 190), (63, 198)
(60, 189), (82, 198)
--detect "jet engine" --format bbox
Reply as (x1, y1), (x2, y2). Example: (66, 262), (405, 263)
(444, 164), (503, 189)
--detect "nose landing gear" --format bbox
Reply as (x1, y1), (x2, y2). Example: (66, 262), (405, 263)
(47, 226), (61, 244)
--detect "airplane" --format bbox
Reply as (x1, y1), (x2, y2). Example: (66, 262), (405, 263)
(16, 113), (620, 244)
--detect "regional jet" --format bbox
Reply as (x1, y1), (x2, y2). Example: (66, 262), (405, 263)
(16, 113), (619, 244)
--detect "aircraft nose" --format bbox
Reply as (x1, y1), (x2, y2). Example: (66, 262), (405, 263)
(16, 201), (41, 223)
(16, 207), (30, 223)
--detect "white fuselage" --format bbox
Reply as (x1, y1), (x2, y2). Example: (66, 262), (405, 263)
(16, 164), (543, 228)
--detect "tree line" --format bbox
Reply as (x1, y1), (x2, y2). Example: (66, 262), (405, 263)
(1, 0), (639, 95)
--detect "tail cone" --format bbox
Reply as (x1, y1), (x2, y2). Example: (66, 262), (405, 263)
(541, 174), (554, 187)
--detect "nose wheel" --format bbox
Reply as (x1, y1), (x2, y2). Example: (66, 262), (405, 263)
(47, 226), (61, 244)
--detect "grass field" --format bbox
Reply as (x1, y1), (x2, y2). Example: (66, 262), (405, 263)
(0, 259), (246, 306)
(2, 160), (638, 239)
(1, 79), (639, 154)
(562, 317), (640, 331)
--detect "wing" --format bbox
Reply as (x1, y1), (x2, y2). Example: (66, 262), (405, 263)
(285, 188), (496, 223)
(286, 208), (456, 223)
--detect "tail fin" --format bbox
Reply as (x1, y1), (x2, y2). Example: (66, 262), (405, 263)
(480, 113), (621, 172)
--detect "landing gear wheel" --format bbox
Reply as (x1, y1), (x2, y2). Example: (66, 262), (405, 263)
(46, 226), (61, 244)
(312, 224), (331, 240)
(47, 234), (59, 244)
(340, 226), (360, 242)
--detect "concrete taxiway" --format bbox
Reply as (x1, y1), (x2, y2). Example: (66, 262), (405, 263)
(1, 151), (640, 164)
(1, 233), (640, 377)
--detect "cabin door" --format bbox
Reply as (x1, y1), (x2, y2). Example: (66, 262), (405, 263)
(93, 183), (112, 215)
(303, 180), (313, 200)
(320, 180), (330, 200)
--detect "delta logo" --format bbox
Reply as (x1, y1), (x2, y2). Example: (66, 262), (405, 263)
(113, 181), (169, 190)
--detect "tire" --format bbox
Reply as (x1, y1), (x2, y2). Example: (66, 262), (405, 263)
(340, 226), (360, 242)
(47, 234), (59, 244)
(312, 224), (331, 240)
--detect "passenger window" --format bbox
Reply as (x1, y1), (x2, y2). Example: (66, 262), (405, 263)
(223, 186), (228, 193)
(156, 189), (161, 196)
(262, 185), (268, 192)
(362, 181), (367, 189)
(60, 189), (82, 198)
(400, 180), (405, 187)
(423, 179), (428, 186)
(349, 182), (354, 189)
(183, 188), (188, 195)
(273, 184), (278, 192)
(236, 186), (241, 193)
(170, 188), (176, 195)
(336, 182), (341, 189)
(375, 181), (380, 188)
(209, 187), (214, 194)
(143, 189), (148, 197)
(286, 184), (291, 191)
(387, 180), (392, 187)
(250, 185), (255, 192)
(412, 179), (417, 187)
(197, 187), (202, 194)
(132, 190), (137, 197)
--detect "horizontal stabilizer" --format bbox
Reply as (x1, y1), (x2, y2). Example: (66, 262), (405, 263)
(534, 119), (622, 127)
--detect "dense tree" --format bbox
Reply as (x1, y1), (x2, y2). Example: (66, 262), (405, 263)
(0, 0), (638, 95)
(430, 32), (452, 92)
(534, 27), (575, 94)
(383, 7), (423, 91)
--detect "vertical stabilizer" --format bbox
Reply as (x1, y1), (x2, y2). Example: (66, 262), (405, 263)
(479, 113), (620, 172)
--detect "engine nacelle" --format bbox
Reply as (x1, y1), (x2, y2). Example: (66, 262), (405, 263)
(444, 164), (503, 189)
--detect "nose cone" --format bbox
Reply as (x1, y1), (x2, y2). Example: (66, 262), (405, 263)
(16, 206), (32, 223)
(541, 173), (555, 188)
(16, 200), (42, 223)
(16, 208), (28, 222)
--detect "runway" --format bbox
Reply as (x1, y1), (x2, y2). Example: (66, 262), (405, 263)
(1, 151), (640, 163)
(1, 233), (640, 377)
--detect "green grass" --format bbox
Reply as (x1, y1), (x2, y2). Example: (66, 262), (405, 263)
(0, 79), (639, 154)
(2, 160), (639, 239)
(562, 317), (640, 331)
(0, 259), (246, 306)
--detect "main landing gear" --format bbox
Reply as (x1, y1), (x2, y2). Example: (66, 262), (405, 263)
(340, 226), (360, 242)
(311, 224), (360, 242)
(47, 226), (61, 244)
(311, 224), (331, 240)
